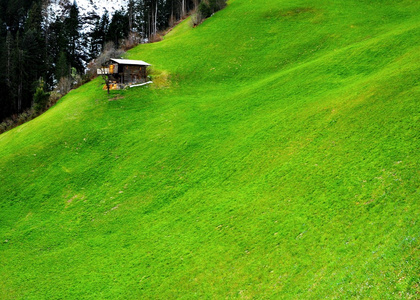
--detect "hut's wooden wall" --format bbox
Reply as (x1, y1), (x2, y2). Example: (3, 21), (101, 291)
(121, 65), (147, 84)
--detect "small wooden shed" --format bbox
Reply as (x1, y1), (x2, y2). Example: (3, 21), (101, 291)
(97, 58), (151, 90)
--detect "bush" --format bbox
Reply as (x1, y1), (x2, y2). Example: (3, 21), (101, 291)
(0, 108), (35, 134)
(122, 32), (141, 51)
(49, 91), (62, 107)
(197, 0), (227, 24)
(199, 2), (212, 19)
(190, 12), (201, 27)
(72, 73), (84, 89)
(0, 122), (7, 134)
(57, 76), (72, 95)
(17, 111), (28, 125)
(33, 80), (50, 113)
(149, 32), (164, 43)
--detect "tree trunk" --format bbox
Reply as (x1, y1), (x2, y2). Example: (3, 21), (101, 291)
(169, 0), (174, 27)
(128, 0), (134, 32)
(18, 50), (23, 112)
(154, 0), (158, 36)
(5, 32), (13, 88)
(181, 0), (186, 17)
(148, 10), (151, 38)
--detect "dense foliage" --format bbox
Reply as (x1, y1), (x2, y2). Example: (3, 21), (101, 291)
(0, 0), (85, 122)
(198, 0), (226, 19)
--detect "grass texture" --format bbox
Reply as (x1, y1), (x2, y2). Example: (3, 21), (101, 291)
(0, 0), (419, 298)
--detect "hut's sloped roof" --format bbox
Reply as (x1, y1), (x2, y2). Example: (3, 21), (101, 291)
(110, 58), (151, 66)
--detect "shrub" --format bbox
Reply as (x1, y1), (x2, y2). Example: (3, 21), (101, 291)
(17, 111), (28, 125)
(33, 80), (50, 114)
(0, 121), (8, 134)
(149, 33), (163, 43)
(199, 2), (212, 19)
(0, 108), (35, 134)
(72, 73), (84, 89)
(197, 0), (227, 24)
(122, 32), (141, 51)
(57, 76), (72, 95)
(49, 91), (62, 107)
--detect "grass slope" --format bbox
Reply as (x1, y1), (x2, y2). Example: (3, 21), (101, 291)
(1, 0), (419, 298)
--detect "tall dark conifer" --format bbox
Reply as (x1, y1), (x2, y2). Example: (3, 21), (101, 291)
(12, 32), (26, 113)
(5, 31), (13, 90)
(106, 10), (129, 47)
(64, 2), (83, 72)
(56, 51), (70, 80)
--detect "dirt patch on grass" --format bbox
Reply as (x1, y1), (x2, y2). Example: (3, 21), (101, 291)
(263, 7), (323, 23)
(65, 194), (86, 208)
(280, 7), (315, 17)
(67, 194), (78, 204)
(109, 95), (125, 101)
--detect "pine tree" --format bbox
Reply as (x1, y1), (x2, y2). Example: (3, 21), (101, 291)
(12, 33), (26, 113)
(106, 10), (129, 47)
(5, 31), (13, 89)
(56, 51), (70, 81)
(128, 0), (135, 32)
(64, 1), (83, 72)
(33, 79), (50, 113)
(0, 31), (13, 121)
(89, 11), (109, 58)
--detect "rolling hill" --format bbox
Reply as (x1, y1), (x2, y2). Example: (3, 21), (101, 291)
(0, 0), (419, 298)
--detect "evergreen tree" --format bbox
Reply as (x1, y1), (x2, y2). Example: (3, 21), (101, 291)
(0, 0), (47, 120)
(89, 11), (109, 59)
(33, 79), (50, 113)
(56, 51), (70, 81)
(100, 11), (110, 47)
(5, 31), (14, 89)
(25, 1), (43, 32)
(12, 33), (26, 113)
(64, 2), (83, 72)
(0, 31), (12, 121)
(106, 10), (129, 47)
(128, 0), (135, 32)
(22, 1), (48, 111)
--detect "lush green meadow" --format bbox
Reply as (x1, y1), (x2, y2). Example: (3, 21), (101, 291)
(1, 0), (419, 298)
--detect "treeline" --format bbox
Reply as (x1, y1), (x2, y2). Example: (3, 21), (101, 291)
(0, 0), (226, 124)
(0, 0), (85, 122)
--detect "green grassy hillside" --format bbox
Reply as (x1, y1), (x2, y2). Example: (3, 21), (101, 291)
(1, 0), (419, 298)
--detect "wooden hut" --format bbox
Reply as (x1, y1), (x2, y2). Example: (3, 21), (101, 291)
(97, 58), (151, 90)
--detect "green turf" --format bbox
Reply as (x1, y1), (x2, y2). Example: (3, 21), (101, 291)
(1, 0), (419, 298)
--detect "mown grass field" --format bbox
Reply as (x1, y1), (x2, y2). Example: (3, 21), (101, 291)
(1, 0), (419, 298)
